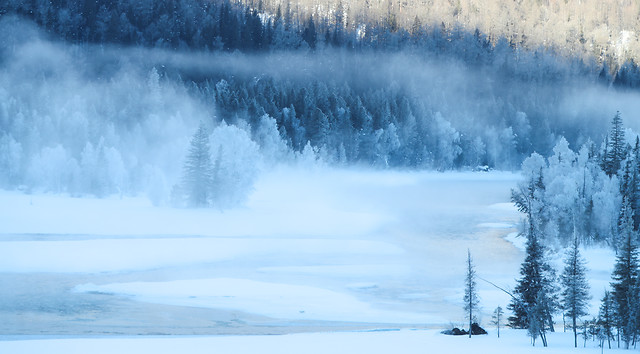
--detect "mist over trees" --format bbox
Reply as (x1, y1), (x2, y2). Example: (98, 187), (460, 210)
(2, 0), (640, 347)
(1, 1), (640, 210)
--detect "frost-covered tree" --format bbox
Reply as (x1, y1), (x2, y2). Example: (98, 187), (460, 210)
(463, 249), (480, 338)
(560, 237), (591, 348)
(544, 138), (579, 245)
(254, 114), (291, 163)
(181, 122), (214, 207)
(432, 113), (461, 170)
(0, 134), (22, 187)
(208, 122), (261, 209)
(511, 153), (547, 239)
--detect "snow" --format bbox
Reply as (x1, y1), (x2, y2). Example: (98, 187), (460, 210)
(0, 329), (631, 354)
(0, 167), (625, 352)
(504, 232), (526, 252)
(0, 238), (402, 273)
(477, 222), (515, 229)
(0, 169), (523, 328)
(73, 278), (432, 323)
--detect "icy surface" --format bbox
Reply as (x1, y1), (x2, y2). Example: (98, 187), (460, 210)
(2, 167), (600, 340)
(74, 278), (431, 323)
(0, 167), (623, 351)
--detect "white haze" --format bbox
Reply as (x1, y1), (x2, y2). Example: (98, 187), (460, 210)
(2, 16), (640, 204)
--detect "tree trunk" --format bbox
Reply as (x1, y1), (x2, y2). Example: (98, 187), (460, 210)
(540, 330), (548, 347)
(547, 312), (555, 332)
(572, 314), (577, 348)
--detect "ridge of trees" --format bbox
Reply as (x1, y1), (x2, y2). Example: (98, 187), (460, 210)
(2, 0), (640, 88)
(2, 2), (640, 204)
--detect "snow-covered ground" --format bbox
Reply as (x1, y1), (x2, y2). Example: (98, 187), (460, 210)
(0, 329), (632, 354)
(0, 167), (621, 352)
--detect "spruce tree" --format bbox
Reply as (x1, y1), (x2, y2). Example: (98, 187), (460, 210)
(528, 290), (550, 346)
(463, 249), (480, 338)
(181, 121), (214, 207)
(610, 209), (639, 348)
(632, 276), (640, 347)
(560, 237), (591, 348)
(508, 223), (558, 346)
(598, 290), (615, 349)
(604, 111), (626, 177)
(633, 136), (640, 230)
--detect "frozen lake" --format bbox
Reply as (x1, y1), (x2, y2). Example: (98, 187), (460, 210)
(1, 168), (525, 336)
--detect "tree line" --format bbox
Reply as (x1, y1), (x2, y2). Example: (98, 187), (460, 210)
(502, 186), (640, 349)
(2, 1), (640, 206)
(3, 0), (640, 88)
(511, 112), (640, 248)
(485, 112), (640, 348)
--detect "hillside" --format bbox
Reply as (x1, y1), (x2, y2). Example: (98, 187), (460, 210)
(253, 0), (640, 69)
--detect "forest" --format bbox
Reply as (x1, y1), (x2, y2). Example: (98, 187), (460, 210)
(2, 0), (640, 349)
(1, 0), (640, 236)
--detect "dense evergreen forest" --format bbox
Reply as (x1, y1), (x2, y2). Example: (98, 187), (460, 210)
(1, 0), (640, 218)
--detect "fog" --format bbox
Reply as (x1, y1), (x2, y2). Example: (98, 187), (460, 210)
(2, 16), (640, 203)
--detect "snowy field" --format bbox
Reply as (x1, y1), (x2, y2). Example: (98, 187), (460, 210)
(0, 168), (621, 352)
(0, 329), (633, 354)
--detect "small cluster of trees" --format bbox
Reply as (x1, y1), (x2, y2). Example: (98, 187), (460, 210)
(463, 207), (639, 349)
(492, 113), (640, 347)
(176, 120), (266, 208)
(502, 201), (640, 349)
(511, 112), (640, 248)
(502, 222), (593, 348)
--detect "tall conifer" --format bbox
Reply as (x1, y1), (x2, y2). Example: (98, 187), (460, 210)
(610, 214), (639, 348)
(560, 237), (591, 347)
(181, 122), (214, 207)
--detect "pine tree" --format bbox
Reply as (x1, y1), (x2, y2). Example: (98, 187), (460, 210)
(604, 111), (626, 177)
(491, 306), (504, 338)
(598, 290), (615, 349)
(610, 211), (639, 348)
(302, 15), (317, 49)
(181, 121), (214, 207)
(508, 223), (558, 346)
(463, 249), (480, 338)
(560, 237), (591, 347)
(633, 136), (640, 231)
(632, 276), (640, 347)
